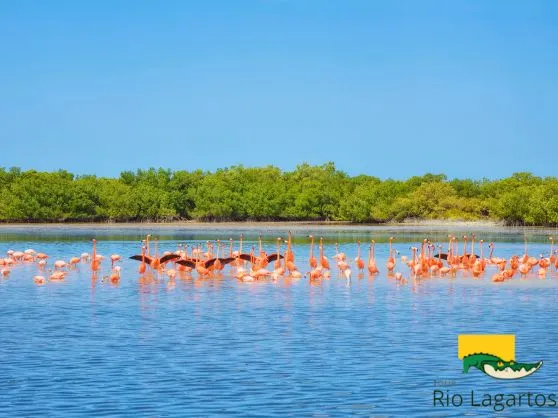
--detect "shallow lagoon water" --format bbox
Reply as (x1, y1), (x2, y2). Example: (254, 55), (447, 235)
(1, 225), (557, 417)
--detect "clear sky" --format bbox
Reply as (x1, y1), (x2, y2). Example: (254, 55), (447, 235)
(1, 0), (556, 179)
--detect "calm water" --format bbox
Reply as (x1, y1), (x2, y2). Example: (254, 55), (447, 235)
(1, 225), (557, 417)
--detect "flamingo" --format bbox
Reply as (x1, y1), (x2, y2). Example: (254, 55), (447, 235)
(138, 246), (147, 274)
(141, 234), (149, 257)
(251, 267), (272, 279)
(110, 266), (121, 284)
(273, 238), (285, 277)
(510, 255), (519, 271)
(290, 270), (303, 279)
(12, 251), (24, 262)
(538, 261), (547, 279)
(203, 241), (214, 260)
(49, 271), (66, 281)
(309, 267), (323, 280)
(368, 241), (379, 275)
(439, 265), (450, 277)
(488, 243), (504, 265)
(502, 268), (514, 280)
(285, 231), (295, 264)
(211, 240), (223, 272)
(34, 275), (46, 285)
(518, 262), (530, 277)
(333, 242), (346, 263)
(461, 235), (469, 265)
(272, 238), (282, 268)
(195, 258), (211, 277)
(479, 240), (487, 271)
(235, 248), (283, 268)
(355, 241), (365, 271)
(36, 253), (49, 262)
(129, 248), (181, 270)
(309, 235), (317, 269)
(91, 239), (101, 272)
(283, 236), (298, 272)
(23, 253), (34, 262)
(419, 239), (430, 274)
(319, 237), (329, 269)
(539, 254), (551, 269)
(410, 247), (422, 278)
(387, 237), (395, 272)
(54, 260), (67, 270)
(492, 272), (505, 282)
(337, 259), (350, 275)
(429, 245), (440, 277)
(110, 254), (121, 267)
(176, 244), (188, 272)
(286, 259), (298, 273)
(232, 234), (245, 267)
(175, 256), (235, 273)
(472, 258), (483, 278)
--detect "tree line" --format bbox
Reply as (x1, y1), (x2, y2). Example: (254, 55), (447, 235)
(0, 164), (557, 225)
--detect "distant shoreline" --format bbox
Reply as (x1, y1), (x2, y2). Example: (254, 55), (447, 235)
(0, 219), (498, 227)
(0, 219), (556, 232)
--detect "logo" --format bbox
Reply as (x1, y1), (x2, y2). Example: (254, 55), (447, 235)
(458, 334), (542, 380)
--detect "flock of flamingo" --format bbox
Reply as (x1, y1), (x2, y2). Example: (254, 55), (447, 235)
(0, 233), (557, 286)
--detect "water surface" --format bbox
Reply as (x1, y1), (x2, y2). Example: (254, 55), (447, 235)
(0, 225), (557, 417)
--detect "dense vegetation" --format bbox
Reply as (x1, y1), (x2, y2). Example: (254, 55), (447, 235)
(0, 164), (557, 225)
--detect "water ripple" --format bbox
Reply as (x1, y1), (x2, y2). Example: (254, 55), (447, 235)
(1, 232), (558, 416)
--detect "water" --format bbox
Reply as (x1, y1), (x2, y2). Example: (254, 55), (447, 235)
(0, 225), (557, 417)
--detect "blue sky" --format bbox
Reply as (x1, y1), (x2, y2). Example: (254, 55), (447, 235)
(1, 0), (556, 179)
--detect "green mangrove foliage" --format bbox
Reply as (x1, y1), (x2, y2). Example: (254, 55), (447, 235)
(0, 165), (556, 225)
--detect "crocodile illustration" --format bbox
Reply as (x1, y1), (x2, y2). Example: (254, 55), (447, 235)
(463, 353), (543, 380)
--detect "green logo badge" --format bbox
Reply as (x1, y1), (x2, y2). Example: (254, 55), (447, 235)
(458, 335), (542, 380)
